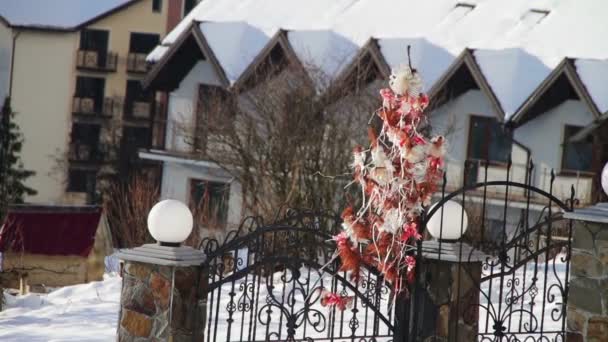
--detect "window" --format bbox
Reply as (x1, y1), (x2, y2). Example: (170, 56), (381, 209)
(122, 126), (151, 150)
(75, 76), (105, 112)
(125, 80), (152, 117)
(562, 125), (593, 173)
(195, 84), (235, 151)
(129, 33), (160, 54)
(152, 0), (162, 12)
(79, 29), (109, 51)
(190, 179), (230, 228)
(71, 123), (100, 146)
(468, 115), (512, 163)
(183, 0), (200, 17)
(67, 169), (97, 193)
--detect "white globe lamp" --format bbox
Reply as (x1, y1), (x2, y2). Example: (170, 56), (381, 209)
(427, 200), (468, 241)
(147, 199), (193, 246)
(602, 162), (608, 197)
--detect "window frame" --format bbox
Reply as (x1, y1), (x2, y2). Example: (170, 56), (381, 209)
(466, 114), (513, 167)
(560, 124), (595, 175)
(152, 0), (162, 13)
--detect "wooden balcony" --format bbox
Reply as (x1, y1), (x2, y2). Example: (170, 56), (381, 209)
(126, 53), (150, 73)
(76, 50), (118, 72)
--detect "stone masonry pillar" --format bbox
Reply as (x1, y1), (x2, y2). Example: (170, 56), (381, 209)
(116, 244), (207, 342)
(564, 203), (608, 342)
(410, 241), (487, 342)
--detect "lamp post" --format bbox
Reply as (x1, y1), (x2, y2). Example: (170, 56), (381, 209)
(426, 200), (469, 241)
(410, 200), (485, 341)
(116, 199), (206, 341)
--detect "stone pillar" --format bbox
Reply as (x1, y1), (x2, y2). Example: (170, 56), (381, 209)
(116, 244), (206, 342)
(412, 241), (486, 342)
(564, 204), (608, 342)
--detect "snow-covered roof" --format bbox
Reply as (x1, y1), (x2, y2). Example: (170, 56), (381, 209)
(288, 30), (359, 85)
(575, 59), (608, 114)
(200, 22), (276, 85)
(149, 0), (608, 119)
(0, 0), (137, 30)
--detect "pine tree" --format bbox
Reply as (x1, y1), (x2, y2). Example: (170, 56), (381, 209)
(0, 96), (37, 218)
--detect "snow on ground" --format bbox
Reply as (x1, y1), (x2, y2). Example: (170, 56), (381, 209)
(0, 274), (121, 342)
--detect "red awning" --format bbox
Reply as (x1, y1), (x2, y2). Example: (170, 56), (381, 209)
(0, 205), (103, 257)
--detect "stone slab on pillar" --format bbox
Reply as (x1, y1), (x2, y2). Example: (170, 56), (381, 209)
(564, 204), (608, 342)
(116, 244), (207, 342)
(412, 241), (487, 342)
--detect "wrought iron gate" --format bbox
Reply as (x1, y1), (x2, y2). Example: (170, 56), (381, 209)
(412, 160), (575, 342)
(198, 210), (397, 341)
(196, 160), (576, 341)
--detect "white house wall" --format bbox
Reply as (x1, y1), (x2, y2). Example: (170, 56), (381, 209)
(161, 161), (243, 232)
(514, 99), (595, 203)
(429, 89), (497, 187)
(165, 60), (223, 153)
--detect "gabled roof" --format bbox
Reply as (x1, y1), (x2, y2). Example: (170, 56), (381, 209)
(427, 49), (505, 120)
(378, 37), (455, 93)
(0, 0), (141, 31)
(288, 29), (360, 90)
(330, 38), (390, 95)
(232, 30), (306, 92)
(510, 58), (602, 127)
(143, 21), (229, 91)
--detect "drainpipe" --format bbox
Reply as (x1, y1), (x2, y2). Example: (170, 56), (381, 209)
(8, 30), (20, 98)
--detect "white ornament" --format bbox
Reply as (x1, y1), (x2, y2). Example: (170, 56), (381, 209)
(389, 65), (423, 97)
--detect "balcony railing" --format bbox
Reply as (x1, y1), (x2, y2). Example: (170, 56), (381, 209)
(126, 53), (149, 73)
(72, 97), (121, 118)
(68, 143), (104, 163)
(76, 50), (118, 72)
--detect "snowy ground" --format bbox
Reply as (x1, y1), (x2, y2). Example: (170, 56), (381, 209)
(0, 274), (121, 342)
(0, 260), (566, 341)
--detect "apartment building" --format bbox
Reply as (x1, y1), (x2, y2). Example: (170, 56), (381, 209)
(0, 0), (172, 204)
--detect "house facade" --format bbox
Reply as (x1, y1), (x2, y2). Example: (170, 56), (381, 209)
(0, 0), (172, 205)
(142, 0), (608, 238)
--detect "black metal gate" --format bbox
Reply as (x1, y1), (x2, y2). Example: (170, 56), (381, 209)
(198, 210), (396, 341)
(411, 160), (575, 342)
(197, 160), (576, 341)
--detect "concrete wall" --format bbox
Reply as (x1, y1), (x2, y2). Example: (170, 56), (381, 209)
(0, 22), (12, 100)
(11, 30), (78, 204)
(85, 0), (168, 100)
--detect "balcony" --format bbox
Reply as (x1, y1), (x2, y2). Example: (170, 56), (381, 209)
(68, 143), (104, 163)
(72, 97), (120, 118)
(76, 50), (118, 72)
(126, 53), (150, 73)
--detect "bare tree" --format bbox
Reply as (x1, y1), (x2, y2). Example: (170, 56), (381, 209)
(103, 175), (159, 248)
(180, 63), (380, 220)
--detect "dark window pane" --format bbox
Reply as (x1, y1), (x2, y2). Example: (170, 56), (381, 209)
(122, 126), (150, 149)
(71, 123), (100, 146)
(129, 33), (160, 54)
(190, 179), (230, 228)
(183, 0), (199, 16)
(67, 170), (96, 193)
(562, 125), (593, 172)
(125, 80), (152, 115)
(79, 29), (109, 51)
(75, 76), (105, 112)
(468, 115), (512, 163)
(152, 0), (162, 12)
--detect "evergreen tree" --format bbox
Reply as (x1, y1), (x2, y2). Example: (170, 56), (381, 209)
(0, 96), (36, 218)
